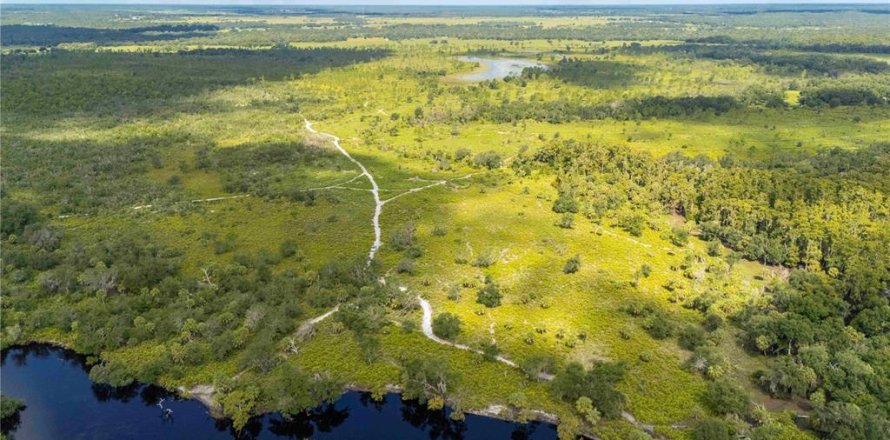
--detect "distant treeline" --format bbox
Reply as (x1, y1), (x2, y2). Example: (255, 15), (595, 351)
(473, 94), (740, 124)
(687, 36), (890, 54)
(1, 22), (679, 46)
(6, 21), (888, 50)
(0, 24), (219, 46)
(626, 44), (889, 75)
(213, 22), (699, 44)
(469, 87), (884, 124)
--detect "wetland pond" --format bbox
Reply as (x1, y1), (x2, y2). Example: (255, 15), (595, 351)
(1, 345), (558, 439)
(456, 56), (547, 81)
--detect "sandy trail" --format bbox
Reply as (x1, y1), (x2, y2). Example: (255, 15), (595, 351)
(203, 119), (656, 437)
(302, 120), (548, 378)
(418, 296), (655, 435)
(306, 120), (383, 263)
(417, 295), (557, 380)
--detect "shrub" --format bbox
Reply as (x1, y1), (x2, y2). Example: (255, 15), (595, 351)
(390, 221), (416, 251)
(575, 396), (601, 425)
(446, 285), (461, 301)
(473, 151), (502, 169)
(692, 418), (732, 440)
(643, 312), (675, 339)
(553, 194), (579, 213)
(213, 236), (236, 254)
(476, 276), (502, 308)
(471, 250), (496, 268)
(678, 325), (707, 350)
(397, 259), (415, 274)
(280, 239), (299, 258)
(703, 379), (751, 416)
(670, 227), (690, 246)
(401, 320), (417, 333)
(619, 214), (646, 237)
(508, 391), (529, 411)
(480, 341), (500, 361)
(557, 213), (574, 229)
(432, 313), (461, 340)
(619, 325), (633, 340)
(620, 300), (655, 317)
(703, 313), (723, 332)
(405, 246), (423, 258)
(706, 241), (721, 257)
(686, 347), (729, 379)
(563, 255), (581, 274)
(520, 354), (556, 380)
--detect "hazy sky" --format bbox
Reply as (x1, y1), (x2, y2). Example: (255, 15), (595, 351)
(3, 0), (884, 5)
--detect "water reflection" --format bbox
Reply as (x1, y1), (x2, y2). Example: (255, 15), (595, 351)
(266, 404), (350, 439)
(401, 399), (469, 439)
(1, 405), (24, 437)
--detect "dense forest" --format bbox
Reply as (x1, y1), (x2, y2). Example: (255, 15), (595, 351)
(1, 47), (389, 116)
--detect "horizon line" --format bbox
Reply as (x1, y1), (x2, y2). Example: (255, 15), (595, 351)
(3, 1), (887, 5)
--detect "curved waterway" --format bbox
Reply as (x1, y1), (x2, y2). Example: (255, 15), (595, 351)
(456, 56), (547, 81)
(1, 345), (558, 439)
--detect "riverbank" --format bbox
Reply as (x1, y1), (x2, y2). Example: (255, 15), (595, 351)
(2, 343), (561, 439)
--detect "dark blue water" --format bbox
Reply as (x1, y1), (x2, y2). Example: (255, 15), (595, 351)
(1, 345), (557, 439)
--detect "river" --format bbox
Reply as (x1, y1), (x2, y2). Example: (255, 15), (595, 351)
(456, 56), (547, 81)
(1, 345), (558, 439)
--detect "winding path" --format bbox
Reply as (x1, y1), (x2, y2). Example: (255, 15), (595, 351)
(417, 295), (556, 379)
(301, 120), (556, 381)
(419, 295), (656, 435)
(305, 120), (383, 263)
(298, 120), (657, 438)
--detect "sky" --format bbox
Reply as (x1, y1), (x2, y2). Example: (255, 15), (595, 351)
(2, 0), (885, 5)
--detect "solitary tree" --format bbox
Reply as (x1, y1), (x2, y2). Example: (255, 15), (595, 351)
(432, 313), (461, 340)
(401, 356), (455, 406)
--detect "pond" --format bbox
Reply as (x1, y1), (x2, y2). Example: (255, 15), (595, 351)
(456, 56), (547, 81)
(1, 345), (558, 439)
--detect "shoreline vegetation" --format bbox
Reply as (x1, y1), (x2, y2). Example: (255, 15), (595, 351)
(2, 4), (888, 440)
(5, 341), (565, 433)
(3, 342), (555, 433)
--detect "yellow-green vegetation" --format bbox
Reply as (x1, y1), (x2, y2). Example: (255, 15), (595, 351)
(3, 4), (889, 440)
